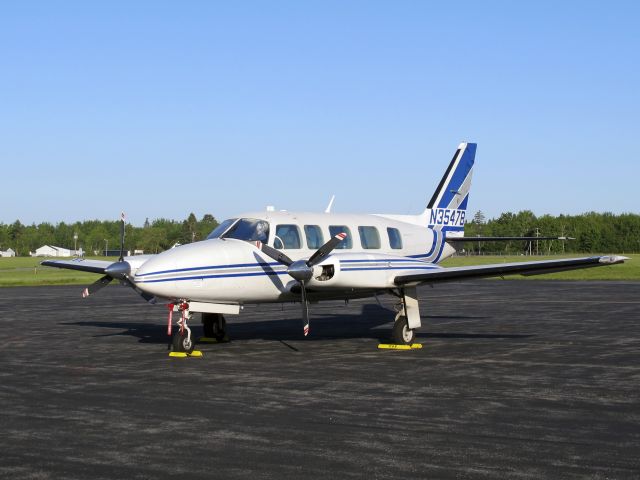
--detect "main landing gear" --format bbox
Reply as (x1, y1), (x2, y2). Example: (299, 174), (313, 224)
(391, 286), (422, 345)
(201, 313), (228, 342)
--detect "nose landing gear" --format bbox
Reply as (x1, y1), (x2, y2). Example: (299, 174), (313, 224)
(167, 302), (197, 355)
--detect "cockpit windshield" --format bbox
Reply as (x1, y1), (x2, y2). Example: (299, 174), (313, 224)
(207, 218), (270, 242)
(206, 218), (237, 240)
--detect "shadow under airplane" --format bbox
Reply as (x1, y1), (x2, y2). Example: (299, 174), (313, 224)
(61, 304), (534, 346)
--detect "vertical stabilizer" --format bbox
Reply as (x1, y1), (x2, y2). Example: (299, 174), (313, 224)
(427, 142), (476, 211)
(419, 142), (476, 236)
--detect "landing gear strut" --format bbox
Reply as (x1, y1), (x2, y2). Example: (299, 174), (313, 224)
(391, 286), (421, 345)
(202, 313), (228, 342)
(167, 302), (196, 353)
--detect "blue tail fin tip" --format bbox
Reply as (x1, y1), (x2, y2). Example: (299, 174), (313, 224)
(428, 142), (476, 211)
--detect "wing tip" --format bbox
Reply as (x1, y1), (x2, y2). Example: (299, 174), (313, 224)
(599, 255), (630, 264)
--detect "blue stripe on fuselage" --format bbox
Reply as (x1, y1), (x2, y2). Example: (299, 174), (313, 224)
(136, 270), (289, 283)
(136, 265), (438, 283)
(135, 261), (281, 277)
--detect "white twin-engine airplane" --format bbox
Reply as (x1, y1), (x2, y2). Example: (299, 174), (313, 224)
(44, 143), (628, 353)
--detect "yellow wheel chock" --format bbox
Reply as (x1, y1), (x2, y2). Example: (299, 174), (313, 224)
(377, 343), (423, 350)
(168, 350), (203, 358)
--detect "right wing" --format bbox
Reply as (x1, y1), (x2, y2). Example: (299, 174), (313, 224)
(394, 255), (628, 286)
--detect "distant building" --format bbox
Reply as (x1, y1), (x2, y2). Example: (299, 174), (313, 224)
(32, 245), (77, 257)
(0, 248), (15, 258)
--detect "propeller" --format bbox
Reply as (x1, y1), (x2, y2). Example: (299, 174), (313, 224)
(82, 275), (112, 298)
(257, 232), (346, 336)
(82, 213), (154, 302)
(118, 211), (126, 262)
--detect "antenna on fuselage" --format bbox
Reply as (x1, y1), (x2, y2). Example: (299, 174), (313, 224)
(324, 195), (335, 213)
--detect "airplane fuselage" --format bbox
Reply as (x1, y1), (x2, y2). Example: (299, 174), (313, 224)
(132, 211), (457, 306)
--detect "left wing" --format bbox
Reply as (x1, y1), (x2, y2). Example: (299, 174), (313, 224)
(41, 258), (115, 274)
(41, 257), (157, 302)
(394, 255), (628, 286)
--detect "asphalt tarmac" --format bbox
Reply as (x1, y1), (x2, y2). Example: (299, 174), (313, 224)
(1, 281), (639, 479)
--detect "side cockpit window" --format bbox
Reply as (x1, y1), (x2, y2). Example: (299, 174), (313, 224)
(274, 224), (302, 249)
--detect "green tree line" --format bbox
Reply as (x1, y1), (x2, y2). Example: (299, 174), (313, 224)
(464, 211), (640, 254)
(0, 213), (219, 256)
(1, 211), (638, 256)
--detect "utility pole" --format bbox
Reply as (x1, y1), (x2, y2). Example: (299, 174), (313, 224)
(73, 233), (78, 252)
(535, 228), (540, 256)
(104, 239), (108, 257)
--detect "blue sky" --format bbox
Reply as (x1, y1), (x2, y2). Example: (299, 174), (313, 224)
(1, 1), (638, 225)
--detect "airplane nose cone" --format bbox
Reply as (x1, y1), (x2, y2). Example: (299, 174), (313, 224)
(133, 249), (183, 298)
(132, 239), (231, 300)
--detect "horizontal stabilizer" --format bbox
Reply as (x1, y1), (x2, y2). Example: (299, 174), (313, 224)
(447, 236), (574, 242)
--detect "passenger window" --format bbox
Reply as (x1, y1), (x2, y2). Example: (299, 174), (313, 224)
(358, 226), (381, 249)
(304, 225), (324, 249)
(387, 227), (403, 249)
(274, 224), (302, 249)
(329, 226), (352, 249)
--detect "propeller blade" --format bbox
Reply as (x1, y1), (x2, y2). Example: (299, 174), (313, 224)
(307, 232), (347, 267)
(300, 280), (310, 336)
(119, 212), (126, 262)
(256, 241), (294, 267)
(82, 275), (112, 298)
(121, 276), (157, 303)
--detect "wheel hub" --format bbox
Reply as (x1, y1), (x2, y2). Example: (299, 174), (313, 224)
(402, 324), (413, 343)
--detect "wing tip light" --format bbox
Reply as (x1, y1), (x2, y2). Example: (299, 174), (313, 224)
(599, 255), (630, 264)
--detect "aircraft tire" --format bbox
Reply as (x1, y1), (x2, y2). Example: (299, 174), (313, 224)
(203, 313), (227, 341)
(172, 330), (195, 353)
(214, 315), (227, 341)
(202, 313), (216, 338)
(392, 316), (416, 345)
(202, 313), (227, 342)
